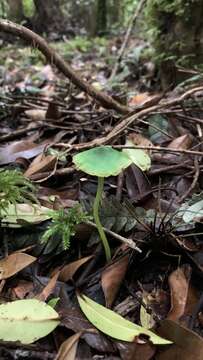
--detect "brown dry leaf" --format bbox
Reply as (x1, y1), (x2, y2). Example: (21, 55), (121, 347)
(156, 319), (203, 360)
(128, 133), (153, 154)
(12, 280), (34, 299)
(167, 265), (191, 322)
(61, 308), (115, 353)
(59, 255), (93, 282)
(0, 140), (46, 165)
(35, 270), (60, 301)
(55, 332), (82, 360)
(101, 255), (129, 308)
(0, 253), (36, 280)
(167, 134), (193, 150)
(25, 109), (47, 121)
(128, 93), (160, 108)
(24, 153), (57, 177)
(117, 340), (156, 360)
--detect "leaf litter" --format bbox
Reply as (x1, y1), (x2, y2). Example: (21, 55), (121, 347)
(0, 22), (203, 360)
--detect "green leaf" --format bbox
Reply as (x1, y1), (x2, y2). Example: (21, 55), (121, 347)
(73, 146), (132, 177)
(0, 299), (60, 344)
(182, 199), (203, 223)
(77, 294), (172, 345)
(123, 139), (151, 171)
(1, 203), (51, 227)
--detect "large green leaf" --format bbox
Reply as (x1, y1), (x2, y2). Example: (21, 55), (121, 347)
(0, 299), (60, 344)
(73, 146), (132, 177)
(77, 294), (172, 345)
(1, 203), (52, 227)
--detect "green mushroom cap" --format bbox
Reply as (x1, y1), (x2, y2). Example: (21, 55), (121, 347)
(73, 146), (132, 177)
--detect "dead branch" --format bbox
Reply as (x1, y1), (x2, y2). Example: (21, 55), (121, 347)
(56, 86), (203, 150)
(0, 19), (129, 114)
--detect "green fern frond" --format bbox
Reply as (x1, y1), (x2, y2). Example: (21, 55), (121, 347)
(41, 206), (91, 250)
(0, 169), (36, 216)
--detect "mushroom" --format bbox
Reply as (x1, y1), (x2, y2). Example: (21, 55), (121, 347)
(73, 146), (132, 261)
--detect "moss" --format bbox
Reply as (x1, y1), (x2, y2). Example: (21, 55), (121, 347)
(145, 0), (201, 66)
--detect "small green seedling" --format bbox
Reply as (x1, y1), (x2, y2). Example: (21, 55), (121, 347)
(73, 146), (132, 261)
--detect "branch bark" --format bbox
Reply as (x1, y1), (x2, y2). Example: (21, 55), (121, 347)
(0, 19), (129, 114)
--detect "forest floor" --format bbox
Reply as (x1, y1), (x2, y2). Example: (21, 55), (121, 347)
(0, 33), (203, 360)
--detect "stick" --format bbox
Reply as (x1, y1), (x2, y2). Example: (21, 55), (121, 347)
(55, 86), (203, 150)
(0, 19), (129, 114)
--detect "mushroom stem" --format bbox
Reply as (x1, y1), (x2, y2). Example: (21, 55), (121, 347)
(93, 177), (111, 261)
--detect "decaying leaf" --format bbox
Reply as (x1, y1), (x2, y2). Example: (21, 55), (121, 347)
(24, 153), (57, 178)
(157, 319), (203, 360)
(59, 255), (93, 282)
(1, 203), (51, 227)
(0, 252), (36, 280)
(167, 266), (191, 322)
(55, 332), (82, 360)
(35, 270), (60, 301)
(101, 255), (129, 307)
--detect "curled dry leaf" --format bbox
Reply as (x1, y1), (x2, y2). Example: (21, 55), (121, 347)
(55, 332), (82, 360)
(157, 319), (203, 360)
(59, 255), (93, 282)
(0, 252), (36, 280)
(167, 265), (191, 322)
(24, 153), (57, 178)
(35, 270), (60, 302)
(0, 140), (46, 165)
(167, 134), (193, 151)
(101, 254), (129, 308)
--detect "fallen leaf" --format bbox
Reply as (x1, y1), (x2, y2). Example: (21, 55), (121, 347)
(167, 266), (191, 322)
(157, 319), (203, 360)
(0, 140), (46, 165)
(59, 256), (93, 282)
(167, 134), (193, 150)
(129, 92), (159, 108)
(101, 255), (129, 307)
(0, 299), (60, 344)
(123, 139), (151, 171)
(24, 153), (57, 177)
(117, 340), (156, 360)
(61, 308), (116, 353)
(25, 109), (47, 121)
(140, 292), (155, 329)
(0, 253), (36, 280)
(35, 270), (60, 301)
(1, 203), (51, 227)
(77, 294), (172, 345)
(182, 199), (203, 223)
(55, 332), (82, 360)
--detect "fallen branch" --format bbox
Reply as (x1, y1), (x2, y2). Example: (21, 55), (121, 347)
(55, 86), (203, 150)
(0, 19), (129, 114)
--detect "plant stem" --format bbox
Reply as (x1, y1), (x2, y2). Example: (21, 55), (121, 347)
(93, 177), (111, 261)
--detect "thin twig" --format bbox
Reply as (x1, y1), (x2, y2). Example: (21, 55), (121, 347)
(55, 86), (203, 150)
(178, 157), (200, 203)
(86, 220), (142, 253)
